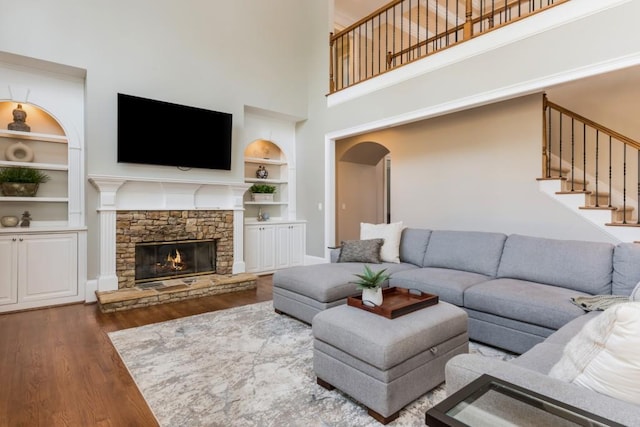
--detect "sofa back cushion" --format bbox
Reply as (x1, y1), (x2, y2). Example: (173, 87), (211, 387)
(612, 243), (640, 296)
(497, 234), (614, 294)
(422, 230), (507, 276)
(399, 228), (431, 266)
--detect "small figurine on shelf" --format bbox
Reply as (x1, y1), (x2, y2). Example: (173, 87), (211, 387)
(257, 207), (264, 222)
(19, 210), (31, 227)
(8, 104), (31, 132)
(256, 165), (269, 179)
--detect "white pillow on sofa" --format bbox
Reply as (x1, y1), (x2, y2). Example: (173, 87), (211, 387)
(548, 302), (640, 405)
(360, 222), (403, 263)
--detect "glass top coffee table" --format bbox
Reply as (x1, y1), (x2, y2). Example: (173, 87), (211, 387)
(425, 374), (624, 427)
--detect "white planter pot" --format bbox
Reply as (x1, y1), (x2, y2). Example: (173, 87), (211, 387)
(361, 287), (383, 306)
(251, 193), (274, 202)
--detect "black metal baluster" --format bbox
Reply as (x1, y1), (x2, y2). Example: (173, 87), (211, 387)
(608, 136), (613, 208)
(582, 123), (586, 191)
(417, 0), (420, 57)
(570, 117), (575, 191)
(446, 0), (449, 46)
(435, 0), (439, 50)
(400, 1), (404, 65)
(547, 104), (552, 177)
(559, 112), (563, 179)
(623, 144), (628, 224)
(595, 130), (599, 207)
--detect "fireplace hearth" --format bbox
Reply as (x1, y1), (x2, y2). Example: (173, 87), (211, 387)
(135, 239), (216, 284)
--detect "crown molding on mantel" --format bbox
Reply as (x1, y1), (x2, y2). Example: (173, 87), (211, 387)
(88, 175), (250, 211)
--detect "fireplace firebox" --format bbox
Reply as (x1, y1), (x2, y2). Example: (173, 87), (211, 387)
(135, 239), (216, 284)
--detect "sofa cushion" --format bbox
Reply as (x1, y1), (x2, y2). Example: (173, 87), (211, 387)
(497, 234), (614, 295)
(464, 278), (589, 330)
(549, 302), (640, 406)
(398, 228), (431, 266)
(360, 221), (403, 263)
(337, 238), (383, 263)
(390, 267), (491, 307)
(422, 230), (507, 277)
(613, 243), (640, 296)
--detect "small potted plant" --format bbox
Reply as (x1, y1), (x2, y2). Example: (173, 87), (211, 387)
(353, 265), (390, 306)
(0, 166), (50, 197)
(249, 183), (276, 202)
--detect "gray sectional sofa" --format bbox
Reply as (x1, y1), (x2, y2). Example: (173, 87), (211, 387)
(272, 228), (640, 424)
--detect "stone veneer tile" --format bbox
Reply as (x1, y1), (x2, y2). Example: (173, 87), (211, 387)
(96, 273), (257, 313)
(115, 210), (234, 289)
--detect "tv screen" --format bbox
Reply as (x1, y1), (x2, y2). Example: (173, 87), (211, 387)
(117, 93), (232, 170)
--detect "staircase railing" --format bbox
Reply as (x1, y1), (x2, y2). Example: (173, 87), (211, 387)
(329, 0), (569, 93)
(542, 94), (640, 225)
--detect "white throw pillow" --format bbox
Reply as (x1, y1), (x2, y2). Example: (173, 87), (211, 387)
(548, 302), (640, 405)
(360, 222), (403, 263)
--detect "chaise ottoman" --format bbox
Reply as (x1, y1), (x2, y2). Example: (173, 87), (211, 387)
(312, 301), (468, 424)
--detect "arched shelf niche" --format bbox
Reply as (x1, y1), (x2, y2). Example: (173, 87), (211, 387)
(243, 139), (289, 221)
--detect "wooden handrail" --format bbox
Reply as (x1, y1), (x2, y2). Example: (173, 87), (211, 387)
(331, 0), (405, 42)
(330, 0), (571, 93)
(387, 0), (569, 63)
(545, 98), (640, 151)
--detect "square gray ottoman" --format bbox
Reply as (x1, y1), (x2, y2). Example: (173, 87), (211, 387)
(312, 302), (468, 424)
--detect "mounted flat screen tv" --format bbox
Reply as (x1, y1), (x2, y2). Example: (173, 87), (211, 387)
(117, 93), (232, 170)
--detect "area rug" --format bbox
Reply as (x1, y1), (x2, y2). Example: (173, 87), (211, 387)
(108, 301), (514, 426)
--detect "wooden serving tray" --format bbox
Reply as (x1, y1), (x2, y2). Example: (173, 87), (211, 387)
(347, 287), (439, 319)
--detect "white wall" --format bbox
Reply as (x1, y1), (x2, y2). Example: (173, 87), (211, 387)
(0, 0), (315, 279)
(338, 95), (620, 243)
(306, 0), (640, 255)
(3, 0), (640, 266)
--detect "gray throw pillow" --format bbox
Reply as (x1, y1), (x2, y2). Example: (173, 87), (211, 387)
(338, 239), (384, 263)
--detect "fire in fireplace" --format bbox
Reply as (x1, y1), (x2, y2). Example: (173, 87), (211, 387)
(135, 239), (216, 283)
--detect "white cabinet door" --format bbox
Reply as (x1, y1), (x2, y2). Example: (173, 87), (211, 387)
(275, 225), (291, 270)
(244, 224), (276, 273)
(288, 223), (305, 267)
(0, 236), (17, 305)
(258, 225), (276, 272)
(244, 225), (261, 273)
(18, 233), (78, 302)
(274, 223), (306, 269)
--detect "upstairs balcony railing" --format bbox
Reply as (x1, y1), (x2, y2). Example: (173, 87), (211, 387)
(330, 0), (568, 93)
(543, 94), (640, 225)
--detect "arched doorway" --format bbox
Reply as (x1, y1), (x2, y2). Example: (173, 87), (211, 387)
(335, 141), (390, 244)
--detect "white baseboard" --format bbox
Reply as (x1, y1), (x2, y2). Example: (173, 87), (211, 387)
(85, 279), (98, 303)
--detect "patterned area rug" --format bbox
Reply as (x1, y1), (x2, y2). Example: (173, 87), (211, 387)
(108, 301), (514, 426)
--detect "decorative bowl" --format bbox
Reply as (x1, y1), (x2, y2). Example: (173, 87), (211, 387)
(1, 216), (19, 227)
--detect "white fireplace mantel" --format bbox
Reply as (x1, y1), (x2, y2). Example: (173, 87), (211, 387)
(88, 175), (250, 297)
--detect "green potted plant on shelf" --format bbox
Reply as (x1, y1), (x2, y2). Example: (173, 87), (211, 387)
(249, 183), (276, 202)
(0, 166), (50, 197)
(353, 265), (390, 306)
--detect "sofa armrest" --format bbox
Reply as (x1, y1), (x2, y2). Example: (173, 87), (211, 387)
(445, 354), (640, 425)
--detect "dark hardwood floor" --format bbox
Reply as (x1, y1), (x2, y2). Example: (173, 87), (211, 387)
(0, 275), (273, 427)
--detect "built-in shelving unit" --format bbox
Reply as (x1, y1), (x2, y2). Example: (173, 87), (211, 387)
(243, 138), (305, 274)
(243, 142), (290, 220)
(0, 125), (71, 224)
(0, 100), (85, 312)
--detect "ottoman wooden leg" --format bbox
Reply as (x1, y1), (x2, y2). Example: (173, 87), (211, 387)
(367, 408), (400, 425)
(316, 377), (335, 390)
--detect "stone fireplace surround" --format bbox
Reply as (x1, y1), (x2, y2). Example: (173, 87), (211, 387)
(116, 210), (233, 289)
(89, 176), (253, 308)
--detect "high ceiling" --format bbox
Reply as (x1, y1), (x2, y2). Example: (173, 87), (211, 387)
(334, 0), (390, 29)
